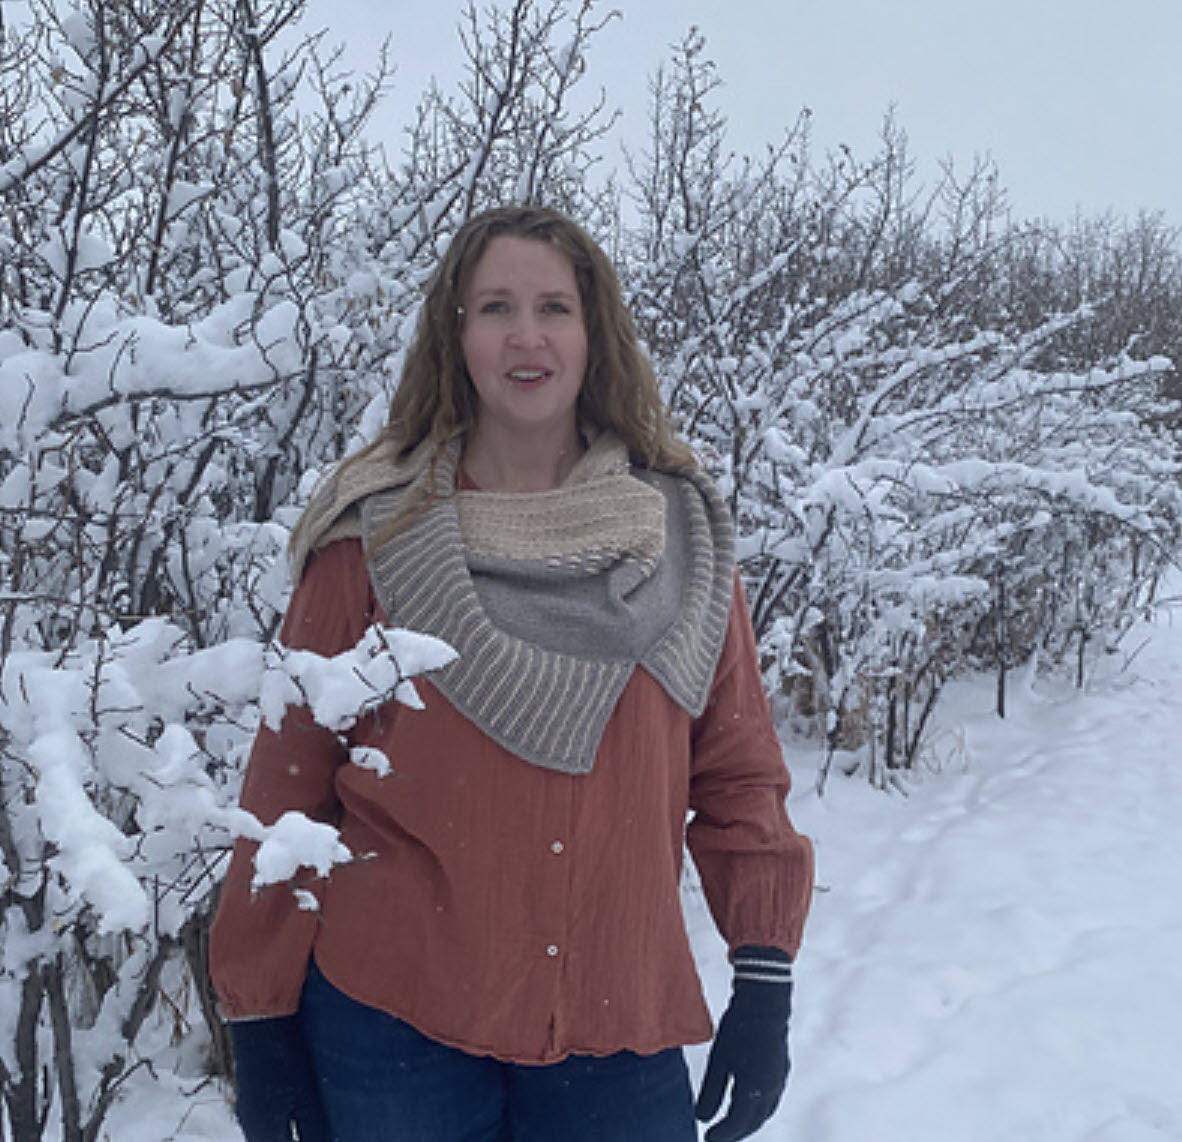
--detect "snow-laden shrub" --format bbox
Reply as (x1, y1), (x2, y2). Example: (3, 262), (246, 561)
(1, 1), (620, 1135)
(0, 607), (452, 1140)
(622, 37), (1182, 787)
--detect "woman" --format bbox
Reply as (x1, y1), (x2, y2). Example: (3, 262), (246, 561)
(210, 205), (814, 1142)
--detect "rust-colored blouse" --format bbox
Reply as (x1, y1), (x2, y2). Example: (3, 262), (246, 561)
(210, 537), (813, 1064)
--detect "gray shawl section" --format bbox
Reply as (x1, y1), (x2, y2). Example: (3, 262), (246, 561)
(297, 433), (735, 775)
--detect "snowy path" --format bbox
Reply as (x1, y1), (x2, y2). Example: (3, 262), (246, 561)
(690, 597), (1182, 1142)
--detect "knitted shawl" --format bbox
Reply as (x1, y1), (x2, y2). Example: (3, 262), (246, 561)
(292, 432), (735, 775)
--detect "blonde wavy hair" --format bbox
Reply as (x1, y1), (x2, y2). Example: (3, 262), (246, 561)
(289, 205), (696, 557)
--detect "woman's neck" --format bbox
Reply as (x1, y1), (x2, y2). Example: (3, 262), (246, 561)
(462, 424), (585, 493)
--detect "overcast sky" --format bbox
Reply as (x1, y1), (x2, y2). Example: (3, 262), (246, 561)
(4, 0), (1176, 223)
(302, 0), (1180, 226)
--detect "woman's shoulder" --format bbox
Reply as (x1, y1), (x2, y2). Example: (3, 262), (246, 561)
(634, 463), (730, 536)
(281, 534), (377, 653)
(302, 531), (365, 573)
(632, 461), (704, 495)
(290, 434), (435, 581)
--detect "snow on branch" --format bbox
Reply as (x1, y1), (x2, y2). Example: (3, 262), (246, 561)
(260, 623), (457, 733)
(1, 618), (455, 941)
(247, 810), (353, 896)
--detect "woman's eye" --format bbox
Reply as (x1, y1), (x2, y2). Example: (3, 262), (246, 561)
(472, 298), (575, 318)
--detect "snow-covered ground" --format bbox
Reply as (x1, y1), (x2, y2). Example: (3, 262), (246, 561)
(104, 589), (1182, 1141)
(695, 588), (1182, 1142)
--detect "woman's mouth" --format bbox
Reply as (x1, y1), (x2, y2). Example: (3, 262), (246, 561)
(507, 369), (550, 386)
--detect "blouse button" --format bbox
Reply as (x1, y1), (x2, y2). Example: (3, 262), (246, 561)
(550, 840), (565, 855)
(546, 944), (559, 958)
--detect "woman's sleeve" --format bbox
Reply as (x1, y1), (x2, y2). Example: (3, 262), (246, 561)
(686, 574), (815, 958)
(210, 538), (377, 1019)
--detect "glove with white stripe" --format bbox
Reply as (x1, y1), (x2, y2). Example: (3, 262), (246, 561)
(695, 945), (794, 1142)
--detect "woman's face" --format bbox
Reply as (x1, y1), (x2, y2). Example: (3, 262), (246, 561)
(459, 236), (588, 444)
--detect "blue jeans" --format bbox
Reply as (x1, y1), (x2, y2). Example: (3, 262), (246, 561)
(300, 962), (698, 1142)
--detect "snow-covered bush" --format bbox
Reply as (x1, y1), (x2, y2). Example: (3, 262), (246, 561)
(0, 0), (615, 1136)
(0, 609), (453, 1140)
(621, 35), (1182, 787)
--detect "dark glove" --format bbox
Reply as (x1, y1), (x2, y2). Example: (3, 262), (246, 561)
(229, 1014), (332, 1142)
(695, 946), (794, 1142)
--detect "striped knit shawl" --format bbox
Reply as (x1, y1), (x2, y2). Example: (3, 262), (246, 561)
(299, 432), (735, 775)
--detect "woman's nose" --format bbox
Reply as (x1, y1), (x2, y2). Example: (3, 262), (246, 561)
(506, 312), (546, 346)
